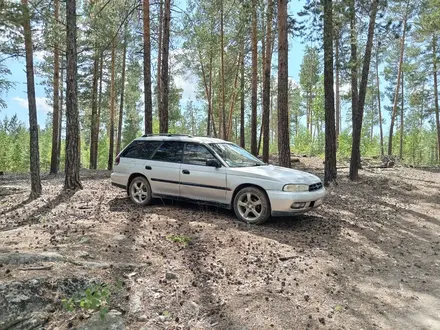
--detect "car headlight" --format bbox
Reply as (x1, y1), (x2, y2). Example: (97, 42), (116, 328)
(283, 184), (309, 192)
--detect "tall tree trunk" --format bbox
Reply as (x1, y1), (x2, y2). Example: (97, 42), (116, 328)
(217, 69), (222, 137)
(143, 0), (153, 134)
(57, 61), (63, 170)
(322, 0), (337, 185)
(349, 0), (378, 180)
(348, 0), (359, 177)
(307, 92), (311, 134)
(50, 0), (60, 174)
(91, 53), (103, 169)
(370, 89), (374, 142)
(335, 28), (341, 143)
(116, 31), (127, 155)
(433, 34), (440, 164)
(89, 51), (99, 169)
(240, 49), (245, 148)
(157, 0), (163, 122)
(399, 70), (404, 160)
(65, 0), (82, 190)
(107, 40), (116, 171)
(22, 0), (42, 197)
(251, 0), (258, 155)
(227, 54), (242, 140)
(262, 0), (273, 163)
(220, 0), (226, 139)
(159, 0), (170, 133)
(208, 52), (214, 136)
(388, 5), (408, 156)
(376, 46), (384, 156)
(277, 0), (290, 168)
(199, 49), (216, 137)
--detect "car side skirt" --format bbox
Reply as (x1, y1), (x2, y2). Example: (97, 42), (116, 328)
(112, 182), (126, 190)
(152, 193), (231, 210)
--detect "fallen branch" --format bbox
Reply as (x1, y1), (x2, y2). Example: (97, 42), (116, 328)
(19, 265), (53, 271)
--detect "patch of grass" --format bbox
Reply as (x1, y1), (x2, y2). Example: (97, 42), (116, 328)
(167, 234), (192, 246)
(62, 283), (111, 319)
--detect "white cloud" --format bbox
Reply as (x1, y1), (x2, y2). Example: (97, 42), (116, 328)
(13, 96), (52, 114)
(174, 74), (198, 102)
(34, 50), (47, 62)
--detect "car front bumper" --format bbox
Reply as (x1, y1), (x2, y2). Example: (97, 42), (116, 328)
(267, 188), (326, 216)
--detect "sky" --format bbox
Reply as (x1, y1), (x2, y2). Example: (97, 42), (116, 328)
(0, 0), (309, 128)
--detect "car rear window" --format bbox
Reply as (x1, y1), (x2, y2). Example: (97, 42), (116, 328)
(121, 141), (161, 160)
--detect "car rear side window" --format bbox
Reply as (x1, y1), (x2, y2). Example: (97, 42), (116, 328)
(151, 141), (184, 163)
(121, 141), (161, 160)
(183, 143), (214, 166)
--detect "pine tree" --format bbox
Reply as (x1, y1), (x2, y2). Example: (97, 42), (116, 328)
(64, 0), (82, 190)
(277, 0), (290, 168)
(21, 0), (42, 197)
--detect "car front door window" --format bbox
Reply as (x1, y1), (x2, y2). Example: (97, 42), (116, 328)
(183, 143), (214, 166)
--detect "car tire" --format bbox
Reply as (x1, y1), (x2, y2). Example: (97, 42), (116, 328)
(233, 187), (270, 224)
(128, 176), (152, 206)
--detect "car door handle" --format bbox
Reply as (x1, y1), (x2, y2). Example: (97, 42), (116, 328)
(145, 165), (152, 170)
(182, 169), (190, 175)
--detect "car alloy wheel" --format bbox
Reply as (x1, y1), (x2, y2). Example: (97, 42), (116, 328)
(234, 187), (270, 224)
(129, 176), (152, 206)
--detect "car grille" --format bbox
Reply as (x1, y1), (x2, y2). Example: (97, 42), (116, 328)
(309, 182), (323, 192)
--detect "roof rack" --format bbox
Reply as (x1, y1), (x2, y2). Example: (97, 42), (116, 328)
(141, 133), (193, 138)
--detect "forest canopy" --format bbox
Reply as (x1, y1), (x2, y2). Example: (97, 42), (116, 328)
(0, 0), (439, 192)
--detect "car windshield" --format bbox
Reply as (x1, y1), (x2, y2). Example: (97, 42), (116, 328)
(209, 143), (265, 167)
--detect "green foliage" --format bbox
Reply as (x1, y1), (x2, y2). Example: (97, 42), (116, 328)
(167, 234), (192, 246)
(62, 283), (111, 319)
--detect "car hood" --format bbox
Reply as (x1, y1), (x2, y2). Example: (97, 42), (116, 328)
(227, 165), (321, 184)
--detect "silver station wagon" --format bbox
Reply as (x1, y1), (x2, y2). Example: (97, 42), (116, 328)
(111, 134), (326, 224)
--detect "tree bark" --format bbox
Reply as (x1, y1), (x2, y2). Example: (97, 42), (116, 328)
(159, 0), (170, 133)
(50, 0), (60, 174)
(251, 0), (258, 155)
(220, 0), (226, 139)
(157, 0), (163, 124)
(227, 53), (242, 140)
(349, 0), (378, 180)
(22, 0), (42, 197)
(198, 49), (216, 137)
(376, 46), (384, 156)
(322, 0), (337, 186)
(262, 0), (273, 163)
(399, 70), (404, 160)
(107, 40), (116, 171)
(277, 0), (290, 168)
(64, 0), (82, 190)
(348, 0), (359, 177)
(240, 47), (245, 148)
(143, 0), (153, 134)
(433, 34), (440, 164)
(335, 28), (341, 143)
(388, 4), (408, 156)
(57, 60), (63, 170)
(89, 51), (99, 169)
(208, 52), (213, 136)
(116, 30), (127, 155)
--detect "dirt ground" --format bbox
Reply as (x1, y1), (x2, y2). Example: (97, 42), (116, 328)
(1, 158), (439, 330)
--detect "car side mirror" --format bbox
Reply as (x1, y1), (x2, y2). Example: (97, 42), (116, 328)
(206, 159), (221, 168)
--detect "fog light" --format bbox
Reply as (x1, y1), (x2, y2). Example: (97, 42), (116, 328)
(291, 202), (306, 209)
